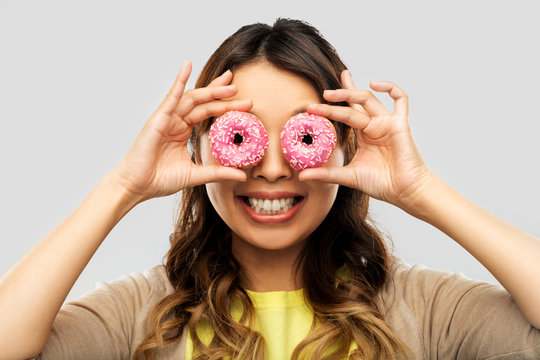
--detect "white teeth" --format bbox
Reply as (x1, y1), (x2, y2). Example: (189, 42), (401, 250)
(245, 196), (298, 214)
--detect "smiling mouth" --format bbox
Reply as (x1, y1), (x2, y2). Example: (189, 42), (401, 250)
(241, 196), (303, 215)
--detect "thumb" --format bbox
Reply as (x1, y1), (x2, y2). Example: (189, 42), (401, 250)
(299, 166), (351, 186)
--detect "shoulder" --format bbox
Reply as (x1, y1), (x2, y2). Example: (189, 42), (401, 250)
(79, 264), (175, 307)
(120, 265), (179, 355)
(379, 257), (508, 314)
(377, 256), (507, 322)
(36, 265), (178, 359)
(376, 257), (540, 359)
(383, 257), (489, 294)
(127, 264), (174, 299)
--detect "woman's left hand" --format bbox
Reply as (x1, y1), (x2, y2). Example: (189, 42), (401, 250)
(302, 70), (432, 210)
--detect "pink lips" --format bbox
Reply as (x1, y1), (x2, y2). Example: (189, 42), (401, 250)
(237, 192), (304, 224)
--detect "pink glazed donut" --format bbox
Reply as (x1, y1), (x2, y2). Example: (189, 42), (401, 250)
(209, 110), (269, 168)
(280, 112), (337, 170)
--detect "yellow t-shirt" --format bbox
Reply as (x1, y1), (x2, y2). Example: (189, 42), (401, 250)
(185, 288), (315, 359)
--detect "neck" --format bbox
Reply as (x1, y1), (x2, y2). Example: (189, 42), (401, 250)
(232, 235), (305, 292)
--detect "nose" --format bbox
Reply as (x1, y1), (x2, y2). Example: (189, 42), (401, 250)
(250, 134), (293, 182)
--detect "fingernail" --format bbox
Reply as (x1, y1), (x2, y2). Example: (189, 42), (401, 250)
(345, 69), (352, 77)
(221, 69), (232, 77)
(324, 89), (336, 94)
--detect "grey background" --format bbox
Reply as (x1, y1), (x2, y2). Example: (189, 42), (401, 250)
(1, 1), (538, 302)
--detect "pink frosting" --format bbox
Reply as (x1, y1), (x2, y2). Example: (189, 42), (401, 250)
(209, 110), (269, 168)
(280, 113), (337, 170)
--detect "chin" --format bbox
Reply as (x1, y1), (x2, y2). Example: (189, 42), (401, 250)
(235, 231), (309, 252)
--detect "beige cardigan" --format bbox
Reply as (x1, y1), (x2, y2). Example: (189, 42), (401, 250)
(36, 258), (540, 359)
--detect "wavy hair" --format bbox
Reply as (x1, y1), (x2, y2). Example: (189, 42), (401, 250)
(133, 18), (410, 359)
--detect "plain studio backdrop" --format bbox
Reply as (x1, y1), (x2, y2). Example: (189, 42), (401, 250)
(1, 1), (539, 302)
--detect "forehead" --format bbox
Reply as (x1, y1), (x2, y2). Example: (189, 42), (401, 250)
(229, 62), (320, 122)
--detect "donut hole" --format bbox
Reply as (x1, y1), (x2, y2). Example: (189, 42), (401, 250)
(301, 133), (313, 145)
(233, 133), (244, 145)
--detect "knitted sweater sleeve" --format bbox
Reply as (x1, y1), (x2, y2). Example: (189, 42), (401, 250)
(33, 265), (186, 360)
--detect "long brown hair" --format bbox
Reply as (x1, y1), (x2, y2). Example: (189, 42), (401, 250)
(133, 18), (409, 359)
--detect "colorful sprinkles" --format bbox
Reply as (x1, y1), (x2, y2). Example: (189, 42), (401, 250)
(209, 110), (269, 168)
(280, 113), (337, 170)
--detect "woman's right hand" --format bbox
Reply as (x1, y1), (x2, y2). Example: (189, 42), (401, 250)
(110, 60), (250, 204)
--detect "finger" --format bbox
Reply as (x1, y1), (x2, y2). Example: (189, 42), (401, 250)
(190, 164), (247, 186)
(182, 99), (253, 126)
(175, 85), (239, 117)
(341, 69), (357, 89)
(207, 69), (233, 88)
(369, 81), (409, 116)
(159, 60), (192, 114)
(306, 103), (370, 130)
(323, 88), (389, 116)
(340, 70), (368, 114)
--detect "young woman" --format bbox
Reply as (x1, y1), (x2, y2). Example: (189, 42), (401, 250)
(1, 18), (539, 360)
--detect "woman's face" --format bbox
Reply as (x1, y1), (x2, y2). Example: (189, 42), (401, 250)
(200, 61), (344, 253)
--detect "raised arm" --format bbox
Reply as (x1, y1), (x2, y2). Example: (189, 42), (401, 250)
(0, 60), (250, 360)
(303, 70), (540, 329)
(399, 172), (540, 329)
